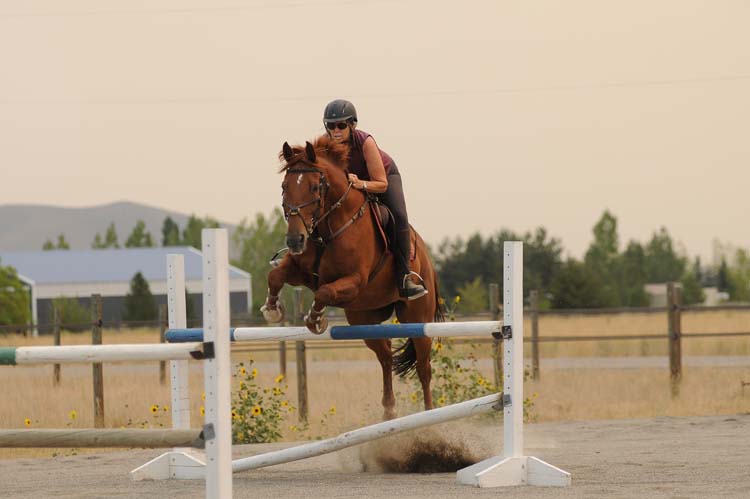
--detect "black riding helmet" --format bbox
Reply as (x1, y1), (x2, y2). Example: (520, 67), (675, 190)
(323, 99), (357, 124)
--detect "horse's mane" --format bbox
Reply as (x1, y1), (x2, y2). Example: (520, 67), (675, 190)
(277, 135), (350, 173)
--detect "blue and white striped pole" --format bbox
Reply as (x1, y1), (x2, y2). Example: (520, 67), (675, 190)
(165, 320), (502, 343)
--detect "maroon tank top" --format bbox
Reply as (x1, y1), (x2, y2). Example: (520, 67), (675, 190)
(347, 129), (394, 180)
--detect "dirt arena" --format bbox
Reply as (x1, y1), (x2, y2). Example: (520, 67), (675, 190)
(2, 412), (748, 498)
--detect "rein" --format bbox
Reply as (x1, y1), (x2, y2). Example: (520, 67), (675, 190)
(282, 165), (367, 245)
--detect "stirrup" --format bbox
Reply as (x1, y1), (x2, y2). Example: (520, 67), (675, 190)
(269, 247), (288, 268)
(400, 272), (428, 301)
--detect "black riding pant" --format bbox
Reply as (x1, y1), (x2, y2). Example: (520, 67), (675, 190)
(378, 165), (409, 234)
(377, 164), (411, 279)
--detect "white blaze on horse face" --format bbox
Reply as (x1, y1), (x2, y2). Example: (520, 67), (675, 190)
(297, 173), (303, 186)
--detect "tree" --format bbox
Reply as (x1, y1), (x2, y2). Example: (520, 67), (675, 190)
(125, 220), (154, 248)
(0, 259), (30, 325)
(728, 249), (750, 302)
(433, 227), (563, 301)
(182, 215), (220, 249)
(618, 241), (650, 307)
(93, 223), (121, 249)
(681, 269), (706, 305)
(549, 259), (616, 308)
(232, 208), (291, 313)
(717, 259), (731, 293)
(643, 227), (685, 283)
(162, 217), (181, 246)
(123, 272), (157, 321)
(104, 223), (120, 248)
(583, 211), (621, 306)
(51, 296), (90, 331)
(92, 233), (106, 249)
(43, 234), (70, 250)
(456, 276), (488, 313)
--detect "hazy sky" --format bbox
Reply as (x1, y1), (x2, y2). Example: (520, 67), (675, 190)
(1, 0), (748, 263)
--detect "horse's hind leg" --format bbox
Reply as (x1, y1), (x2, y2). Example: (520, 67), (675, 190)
(395, 250), (438, 411)
(347, 307), (396, 420)
(412, 337), (434, 410)
(365, 339), (397, 420)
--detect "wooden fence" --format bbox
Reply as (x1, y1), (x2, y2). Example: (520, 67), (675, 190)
(3, 285), (750, 421)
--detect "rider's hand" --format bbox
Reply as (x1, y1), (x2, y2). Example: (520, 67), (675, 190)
(347, 173), (359, 185)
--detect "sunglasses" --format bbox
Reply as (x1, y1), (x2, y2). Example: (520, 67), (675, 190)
(326, 122), (349, 131)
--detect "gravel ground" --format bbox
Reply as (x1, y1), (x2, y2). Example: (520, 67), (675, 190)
(2, 413), (749, 498)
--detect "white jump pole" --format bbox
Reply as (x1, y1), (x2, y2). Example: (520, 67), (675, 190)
(131, 254), (206, 480)
(0, 343), (204, 365)
(456, 241), (571, 487)
(233, 393), (501, 473)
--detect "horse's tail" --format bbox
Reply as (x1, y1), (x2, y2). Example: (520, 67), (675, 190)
(393, 269), (445, 378)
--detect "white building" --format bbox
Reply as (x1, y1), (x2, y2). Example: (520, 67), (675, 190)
(0, 247), (251, 330)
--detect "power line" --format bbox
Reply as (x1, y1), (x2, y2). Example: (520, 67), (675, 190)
(1, 75), (748, 106)
(0, 0), (405, 19)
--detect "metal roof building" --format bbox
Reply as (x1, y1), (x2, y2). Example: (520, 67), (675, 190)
(0, 247), (252, 330)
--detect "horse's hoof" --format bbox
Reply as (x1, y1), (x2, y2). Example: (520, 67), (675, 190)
(305, 314), (328, 335)
(383, 409), (397, 421)
(261, 301), (284, 323)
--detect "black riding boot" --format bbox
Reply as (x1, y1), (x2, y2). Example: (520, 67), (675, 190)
(395, 228), (428, 300)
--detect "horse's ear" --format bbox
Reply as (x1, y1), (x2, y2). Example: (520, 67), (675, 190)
(282, 142), (294, 161)
(305, 141), (316, 162)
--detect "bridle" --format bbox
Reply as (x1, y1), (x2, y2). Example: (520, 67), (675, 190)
(282, 163), (365, 244)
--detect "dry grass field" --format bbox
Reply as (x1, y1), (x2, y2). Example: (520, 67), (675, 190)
(2, 309), (750, 460)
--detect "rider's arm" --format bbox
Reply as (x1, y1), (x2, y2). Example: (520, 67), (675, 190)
(359, 137), (388, 193)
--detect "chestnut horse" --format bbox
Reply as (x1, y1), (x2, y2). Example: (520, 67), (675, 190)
(260, 135), (444, 419)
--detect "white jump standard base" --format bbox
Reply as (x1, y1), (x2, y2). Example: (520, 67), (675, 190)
(456, 242), (570, 488)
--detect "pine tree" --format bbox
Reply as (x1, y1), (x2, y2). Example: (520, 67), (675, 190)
(123, 272), (157, 321)
(92, 233), (106, 249)
(104, 223), (120, 249)
(182, 215), (220, 249)
(56, 234), (70, 250)
(717, 259), (730, 293)
(43, 234), (70, 250)
(125, 220), (154, 248)
(162, 217), (181, 246)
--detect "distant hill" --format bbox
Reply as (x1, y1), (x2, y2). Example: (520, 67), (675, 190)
(0, 201), (238, 252)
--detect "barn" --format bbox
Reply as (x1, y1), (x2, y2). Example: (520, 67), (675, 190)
(0, 247), (252, 332)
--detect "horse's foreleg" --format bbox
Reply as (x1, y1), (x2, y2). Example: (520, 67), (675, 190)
(305, 274), (362, 334)
(261, 259), (303, 323)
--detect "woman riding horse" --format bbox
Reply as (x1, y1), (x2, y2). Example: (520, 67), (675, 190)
(322, 99), (427, 300)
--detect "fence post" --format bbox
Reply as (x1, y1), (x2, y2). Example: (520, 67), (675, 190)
(294, 288), (309, 423)
(279, 295), (287, 377)
(667, 282), (682, 397)
(489, 283), (501, 389)
(530, 290), (540, 380)
(91, 294), (104, 428)
(53, 306), (61, 386)
(158, 304), (167, 386)
(279, 341), (287, 377)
